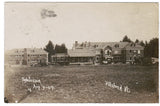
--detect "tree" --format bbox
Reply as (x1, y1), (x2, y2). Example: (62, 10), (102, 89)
(144, 38), (158, 58)
(135, 39), (139, 43)
(122, 35), (132, 42)
(149, 38), (158, 58)
(140, 41), (145, 47)
(61, 44), (67, 53)
(44, 40), (55, 62)
(100, 49), (104, 64)
(55, 44), (67, 53)
(55, 44), (61, 53)
(144, 41), (149, 57)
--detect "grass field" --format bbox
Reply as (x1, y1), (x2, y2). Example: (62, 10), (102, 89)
(4, 65), (159, 103)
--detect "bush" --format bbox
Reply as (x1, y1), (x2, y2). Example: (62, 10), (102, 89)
(142, 57), (152, 65)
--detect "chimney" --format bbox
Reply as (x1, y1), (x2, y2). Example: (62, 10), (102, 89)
(75, 41), (78, 47)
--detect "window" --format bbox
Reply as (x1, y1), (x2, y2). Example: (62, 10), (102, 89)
(105, 50), (109, 55)
(105, 50), (107, 54)
(130, 57), (132, 60)
(138, 50), (140, 54)
(130, 50), (132, 53)
(96, 57), (99, 61)
(107, 50), (109, 55)
(96, 51), (99, 54)
(115, 44), (119, 48)
(114, 51), (118, 54)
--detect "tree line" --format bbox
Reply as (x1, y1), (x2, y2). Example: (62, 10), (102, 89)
(44, 40), (67, 62)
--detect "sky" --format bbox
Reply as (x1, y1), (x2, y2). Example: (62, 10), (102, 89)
(5, 2), (159, 50)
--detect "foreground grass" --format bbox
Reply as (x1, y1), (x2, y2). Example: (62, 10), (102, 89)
(5, 65), (158, 103)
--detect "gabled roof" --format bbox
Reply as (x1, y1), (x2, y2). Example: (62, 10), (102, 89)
(89, 42), (129, 49)
(74, 42), (129, 50)
(5, 48), (24, 55)
(5, 48), (48, 55)
(74, 41), (144, 50)
(52, 53), (69, 57)
(26, 48), (48, 54)
(68, 49), (95, 57)
(125, 43), (144, 50)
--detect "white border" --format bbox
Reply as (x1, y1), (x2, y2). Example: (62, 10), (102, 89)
(0, 0), (159, 106)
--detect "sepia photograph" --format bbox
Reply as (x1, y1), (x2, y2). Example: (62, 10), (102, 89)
(4, 2), (159, 103)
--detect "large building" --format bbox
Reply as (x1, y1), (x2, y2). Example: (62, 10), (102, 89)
(5, 48), (48, 65)
(69, 41), (144, 64)
(68, 49), (95, 65)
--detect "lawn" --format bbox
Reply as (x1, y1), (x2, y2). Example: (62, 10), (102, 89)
(4, 65), (159, 103)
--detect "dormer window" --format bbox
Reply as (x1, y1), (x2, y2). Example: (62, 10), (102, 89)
(115, 44), (119, 48)
(130, 43), (135, 47)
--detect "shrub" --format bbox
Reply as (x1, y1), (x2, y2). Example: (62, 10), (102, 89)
(142, 57), (152, 65)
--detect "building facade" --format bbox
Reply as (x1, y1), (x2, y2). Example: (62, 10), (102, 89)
(5, 48), (48, 65)
(124, 43), (144, 63)
(51, 53), (69, 65)
(70, 41), (144, 64)
(68, 49), (95, 65)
